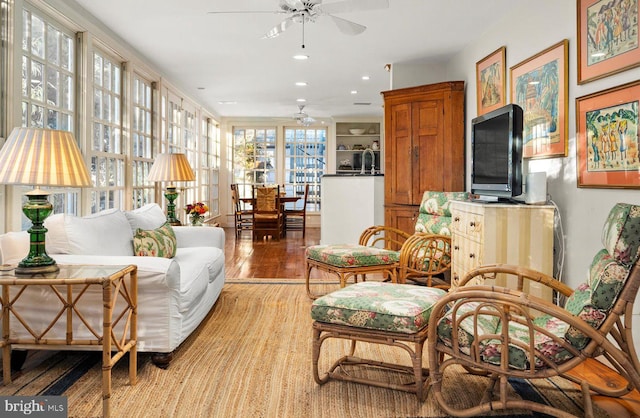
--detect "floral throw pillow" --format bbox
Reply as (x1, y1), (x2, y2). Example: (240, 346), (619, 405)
(133, 222), (177, 258)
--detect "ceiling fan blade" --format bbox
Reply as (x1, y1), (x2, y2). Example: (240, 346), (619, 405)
(263, 17), (295, 39)
(280, 0), (306, 10)
(328, 15), (366, 35)
(319, 0), (388, 15)
(207, 10), (283, 15)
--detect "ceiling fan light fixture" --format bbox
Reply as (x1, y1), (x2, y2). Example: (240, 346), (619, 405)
(296, 98), (306, 102)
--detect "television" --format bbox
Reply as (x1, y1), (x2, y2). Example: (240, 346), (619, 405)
(470, 103), (524, 201)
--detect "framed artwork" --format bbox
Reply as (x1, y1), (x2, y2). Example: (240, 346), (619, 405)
(578, 0), (640, 84)
(576, 80), (640, 188)
(510, 40), (569, 159)
(476, 46), (506, 115)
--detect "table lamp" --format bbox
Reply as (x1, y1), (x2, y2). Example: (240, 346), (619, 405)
(0, 128), (92, 274)
(147, 153), (195, 226)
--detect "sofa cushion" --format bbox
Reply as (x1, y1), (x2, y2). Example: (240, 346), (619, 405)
(43, 213), (70, 254)
(174, 247), (220, 312)
(133, 222), (177, 258)
(311, 282), (446, 334)
(0, 231), (29, 264)
(306, 244), (398, 267)
(125, 203), (167, 232)
(64, 209), (134, 256)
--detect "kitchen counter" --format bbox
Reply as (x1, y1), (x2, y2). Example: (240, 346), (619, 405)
(320, 175), (385, 245)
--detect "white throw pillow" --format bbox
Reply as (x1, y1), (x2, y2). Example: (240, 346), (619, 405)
(124, 203), (167, 232)
(0, 231), (29, 264)
(64, 209), (134, 256)
(44, 213), (70, 254)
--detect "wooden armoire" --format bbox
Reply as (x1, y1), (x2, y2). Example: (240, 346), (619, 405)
(382, 81), (465, 236)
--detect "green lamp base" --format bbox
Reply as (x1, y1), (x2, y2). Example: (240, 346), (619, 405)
(165, 186), (182, 226)
(16, 189), (59, 275)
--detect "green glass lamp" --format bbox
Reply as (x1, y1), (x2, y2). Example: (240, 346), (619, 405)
(0, 128), (92, 274)
(147, 153), (196, 226)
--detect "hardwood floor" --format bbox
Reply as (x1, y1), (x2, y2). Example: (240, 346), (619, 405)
(223, 226), (640, 416)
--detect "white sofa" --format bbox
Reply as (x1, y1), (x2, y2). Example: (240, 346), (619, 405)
(0, 204), (225, 367)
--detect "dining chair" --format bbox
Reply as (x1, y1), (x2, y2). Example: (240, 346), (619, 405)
(285, 184), (309, 237)
(231, 184), (253, 238)
(252, 185), (284, 241)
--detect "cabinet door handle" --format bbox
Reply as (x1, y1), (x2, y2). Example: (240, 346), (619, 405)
(469, 253), (475, 259)
(454, 245), (459, 250)
(469, 221), (475, 227)
(454, 216), (460, 222)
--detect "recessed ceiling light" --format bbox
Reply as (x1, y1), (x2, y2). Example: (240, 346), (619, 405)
(295, 81), (308, 86)
(218, 101), (237, 105)
(296, 98), (306, 102)
(350, 90), (358, 94)
(361, 76), (370, 80)
(293, 54), (309, 60)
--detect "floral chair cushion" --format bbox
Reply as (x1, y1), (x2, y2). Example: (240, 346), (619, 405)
(438, 203), (640, 371)
(414, 191), (469, 235)
(306, 244), (399, 267)
(311, 282), (446, 334)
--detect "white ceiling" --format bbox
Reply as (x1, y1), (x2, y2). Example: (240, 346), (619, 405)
(71, 0), (520, 120)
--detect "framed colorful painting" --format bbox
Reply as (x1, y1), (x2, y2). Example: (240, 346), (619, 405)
(476, 46), (506, 115)
(576, 80), (640, 188)
(510, 40), (569, 159)
(578, 0), (640, 84)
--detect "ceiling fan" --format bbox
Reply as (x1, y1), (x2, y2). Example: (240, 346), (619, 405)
(293, 105), (316, 126)
(208, 0), (389, 41)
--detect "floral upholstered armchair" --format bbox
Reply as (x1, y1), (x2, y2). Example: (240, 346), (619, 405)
(426, 203), (640, 418)
(305, 190), (469, 298)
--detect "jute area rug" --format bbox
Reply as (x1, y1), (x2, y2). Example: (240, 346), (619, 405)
(0, 279), (607, 417)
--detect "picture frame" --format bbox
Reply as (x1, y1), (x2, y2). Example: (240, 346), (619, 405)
(576, 79), (640, 188)
(476, 46), (506, 115)
(578, 0), (640, 84)
(510, 40), (569, 159)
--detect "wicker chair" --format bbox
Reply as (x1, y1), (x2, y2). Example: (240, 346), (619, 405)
(231, 184), (252, 238)
(252, 185), (284, 241)
(285, 183), (309, 237)
(305, 190), (468, 299)
(427, 203), (640, 418)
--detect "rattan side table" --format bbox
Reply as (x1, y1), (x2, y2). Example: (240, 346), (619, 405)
(0, 264), (138, 418)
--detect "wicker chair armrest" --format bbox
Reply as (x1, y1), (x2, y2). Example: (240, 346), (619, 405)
(458, 263), (574, 297)
(398, 233), (451, 286)
(358, 225), (411, 249)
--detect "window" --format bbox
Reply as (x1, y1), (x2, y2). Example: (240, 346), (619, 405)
(201, 117), (220, 217)
(232, 127), (277, 197)
(131, 74), (155, 209)
(90, 50), (124, 212)
(20, 7), (79, 219)
(284, 127), (326, 212)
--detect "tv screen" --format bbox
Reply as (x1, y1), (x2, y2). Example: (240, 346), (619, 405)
(471, 104), (523, 200)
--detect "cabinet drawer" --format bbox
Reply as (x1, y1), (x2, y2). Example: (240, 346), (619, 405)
(452, 208), (483, 239)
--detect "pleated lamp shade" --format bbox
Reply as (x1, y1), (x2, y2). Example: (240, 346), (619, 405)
(147, 153), (196, 183)
(0, 128), (92, 187)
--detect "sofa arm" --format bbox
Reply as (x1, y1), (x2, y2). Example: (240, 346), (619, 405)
(173, 226), (225, 249)
(52, 254), (181, 291)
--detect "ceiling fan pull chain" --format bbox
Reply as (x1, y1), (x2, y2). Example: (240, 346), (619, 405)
(301, 18), (305, 48)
